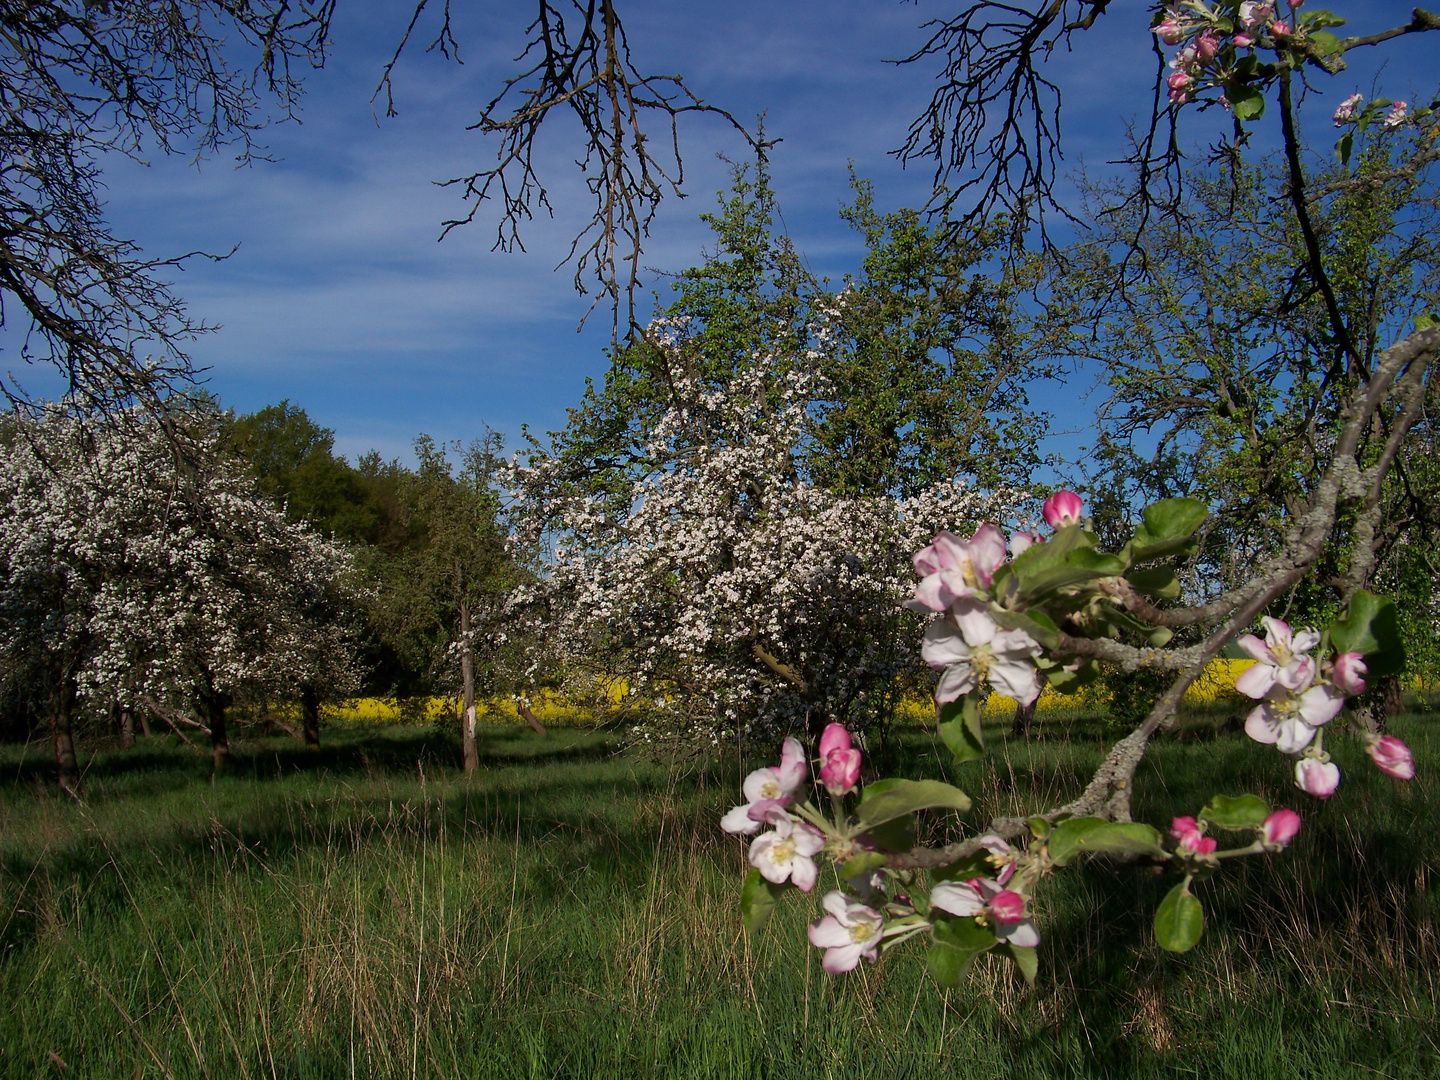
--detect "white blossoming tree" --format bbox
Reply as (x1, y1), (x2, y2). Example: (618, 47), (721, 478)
(0, 408), (361, 786)
(509, 329), (1025, 744)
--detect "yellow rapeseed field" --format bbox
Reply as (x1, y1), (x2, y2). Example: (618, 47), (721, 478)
(322, 661), (1262, 726)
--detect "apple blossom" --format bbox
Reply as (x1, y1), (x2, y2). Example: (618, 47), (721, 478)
(930, 878), (1040, 947)
(1239, 1), (1273, 29)
(721, 736), (808, 834)
(807, 891), (884, 973)
(1234, 32), (1255, 46)
(1261, 809), (1302, 848)
(1383, 101), (1409, 128)
(1196, 32), (1220, 61)
(907, 524), (1008, 612)
(1244, 682), (1346, 754)
(1369, 736), (1415, 780)
(1333, 93), (1363, 125)
(1331, 652), (1368, 696)
(1271, 20), (1291, 38)
(1295, 757), (1341, 799)
(1170, 816), (1218, 856)
(749, 811), (826, 891)
(1235, 617), (1320, 697)
(1041, 490), (1084, 529)
(1010, 530), (1043, 557)
(818, 723), (863, 796)
(922, 601), (1043, 706)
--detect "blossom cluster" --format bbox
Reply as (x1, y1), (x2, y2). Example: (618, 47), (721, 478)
(0, 410), (362, 725)
(724, 485), (1413, 984)
(507, 339), (1025, 744)
(1234, 616), (1414, 796)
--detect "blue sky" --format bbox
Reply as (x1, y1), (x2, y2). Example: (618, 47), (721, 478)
(52, 2), (1440, 463)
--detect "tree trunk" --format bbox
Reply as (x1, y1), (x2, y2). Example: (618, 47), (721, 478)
(50, 679), (80, 795)
(301, 685), (322, 752)
(138, 708), (153, 738)
(1010, 698), (1037, 739)
(518, 698), (547, 736)
(207, 692), (231, 772)
(461, 601), (478, 773)
(119, 704), (135, 749)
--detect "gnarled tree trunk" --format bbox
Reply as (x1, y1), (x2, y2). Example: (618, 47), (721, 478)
(50, 678), (80, 795)
(301, 685), (322, 752)
(119, 703), (135, 749)
(204, 688), (231, 772)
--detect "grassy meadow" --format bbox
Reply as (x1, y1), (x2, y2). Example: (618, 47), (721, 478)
(1, 702), (1437, 1079)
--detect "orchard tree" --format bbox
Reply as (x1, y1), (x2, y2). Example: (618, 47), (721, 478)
(0, 407), (361, 783)
(375, 434), (514, 773)
(510, 322), (1027, 745)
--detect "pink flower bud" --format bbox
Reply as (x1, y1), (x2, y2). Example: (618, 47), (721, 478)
(1271, 20), (1292, 37)
(989, 889), (1027, 924)
(1170, 816), (1218, 855)
(1331, 652), (1368, 696)
(1295, 758), (1341, 799)
(1370, 736), (1415, 780)
(1234, 32), (1255, 47)
(1153, 17), (1186, 45)
(820, 747), (862, 796)
(818, 722), (852, 761)
(1042, 490), (1084, 529)
(1261, 809), (1302, 847)
(1288, 0), (1303, 9)
(1196, 32), (1220, 61)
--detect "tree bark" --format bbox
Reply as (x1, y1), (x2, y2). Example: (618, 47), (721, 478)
(138, 708), (153, 738)
(301, 685), (322, 752)
(49, 679), (80, 795)
(1010, 698), (1037, 739)
(518, 698), (548, 735)
(119, 704), (135, 749)
(206, 691), (231, 772)
(461, 600), (479, 773)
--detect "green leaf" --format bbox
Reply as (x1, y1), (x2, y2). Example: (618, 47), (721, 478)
(1027, 816), (1052, 839)
(926, 942), (970, 988)
(1015, 548), (1127, 602)
(857, 779), (972, 827)
(938, 697), (984, 764)
(1416, 312), (1438, 332)
(931, 850), (998, 884)
(1046, 817), (1108, 866)
(740, 868), (787, 934)
(927, 915), (997, 986)
(1337, 131), (1353, 166)
(1229, 85), (1266, 121)
(1154, 882), (1204, 953)
(1199, 794), (1270, 829)
(1302, 9), (1347, 29)
(992, 608), (1061, 649)
(1306, 29), (1341, 56)
(1048, 817), (1168, 866)
(857, 814), (915, 854)
(1138, 498), (1207, 541)
(1125, 566), (1181, 600)
(932, 913), (997, 952)
(1005, 943), (1039, 986)
(1329, 590), (1406, 678)
(840, 851), (888, 879)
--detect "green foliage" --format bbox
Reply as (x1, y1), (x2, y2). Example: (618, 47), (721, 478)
(1200, 794), (1271, 830)
(1329, 590), (1406, 678)
(1154, 880), (1205, 953)
(855, 777), (972, 829)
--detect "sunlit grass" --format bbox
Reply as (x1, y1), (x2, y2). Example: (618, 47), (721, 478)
(1, 703), (1437, 1078)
